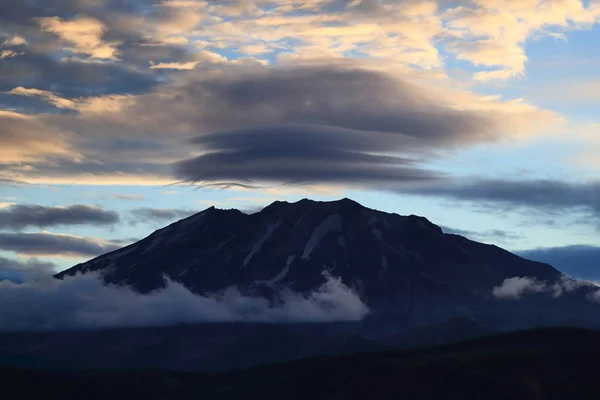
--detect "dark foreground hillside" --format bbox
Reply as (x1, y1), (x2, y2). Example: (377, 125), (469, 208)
(2, 327), (600, 400)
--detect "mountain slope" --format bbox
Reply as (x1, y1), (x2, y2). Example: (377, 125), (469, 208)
(56, 198), (598, 330)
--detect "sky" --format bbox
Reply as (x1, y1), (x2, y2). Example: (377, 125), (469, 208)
(0, 0), (599, 281)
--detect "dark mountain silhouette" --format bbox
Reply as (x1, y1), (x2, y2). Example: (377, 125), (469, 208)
(2, 198), (592, 373)
(56, 198), (599, 332)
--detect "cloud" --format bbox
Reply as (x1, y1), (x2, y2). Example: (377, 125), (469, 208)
(152, 65), (547, 142)
(442, 0), (600, 80)
(149, 50), (227, 69)
(156, 64), (555, 188)
(0, 110), (75, 163)
(492, 276), (550, 299)
(174, 123), (442, 188)
(0, 204), (119, 230)
(0, 1), (582, 188)
(406, 179), (600, 226)
(0, 156), (176, 186)
(0, 256), (58, 282)
(0, 54), (554, 186)
(492, 275), (593, 300)
(0, 0), (597, 93)
(149, 61), (200, 70)
(0, 272), (369, 331)
(441, 226), (524, 244)
(5, 87), (77, 110)
(109, 237), (141, 245)
(113, 194), (145, 201)
(82, 193), (146, 201)
(517, 245), (600, 282)
(0, 50), (22, 59)
(36, 16), (121, 60)
(0, 52), (157, 99)
(3, 35), (27, 46)
(129, 208), (197, 224)
(0, 232), (119, 257)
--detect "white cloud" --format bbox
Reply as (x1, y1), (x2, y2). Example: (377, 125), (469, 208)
(492, 276), (548, 299)
(587, 289), (600, 303)
(443, 0), (600, 80)
(0, 272), (369, 331)
(492, 275), (593, 299)
(4, 35), (28, 46)
(0, 50), (23, 59)
(36, 16), (121, 60)
(6, 87), (77, 110)
(150, 61), (199, 70)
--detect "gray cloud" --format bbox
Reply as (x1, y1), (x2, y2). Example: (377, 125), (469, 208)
(0, 178), (28, 186)
(0, 0), (153, 22)
(0, 204), (119, 230)
(517, 245), (600, 282)
(145, 65), (549, 189)
(82, 192), (146, 201)
(0, 52), (549, 186)
(0, 0), (194, 109)
(0, 6), (555, 190)
(110, 237), (141, 245)
(441, 226), (524, 244)
(34, 64), (513, 145)
(174, 123), (443, 187)
(405, 179), (600, 225)
(0, 272), (369, 331)
(156, 66), (503, 143)
(0, 157), (174, 185)
(113, 194), (145, 201)
(0, 232), (119, 257)
(409, 179), (600, 209)
(129, 208), (197, 224)
(0, 256), (57, 282)
(0, 53), (158, 101)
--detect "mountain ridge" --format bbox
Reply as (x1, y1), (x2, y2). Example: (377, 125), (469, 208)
(54, 197), (599, 333)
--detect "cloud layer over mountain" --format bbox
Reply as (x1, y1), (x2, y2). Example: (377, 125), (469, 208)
(0, 273), (369, 331)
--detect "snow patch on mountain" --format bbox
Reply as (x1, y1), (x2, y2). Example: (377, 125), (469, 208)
(381, 254), (388, 270)
(243, 219), (282, 268)
(371, 226), (383, 242)
(212, 233), (236, 253)
(302, 214), (343, 260)
(266, 255), (296, 286)
(371, 226), (406, 258)
(294, 211), (310, 227)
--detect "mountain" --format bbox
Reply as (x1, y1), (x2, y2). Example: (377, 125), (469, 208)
(3, 327), (600, 400)
(56, 198), (600, 332)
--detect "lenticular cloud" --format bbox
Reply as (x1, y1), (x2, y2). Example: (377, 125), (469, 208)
(0, 273), (369, 332)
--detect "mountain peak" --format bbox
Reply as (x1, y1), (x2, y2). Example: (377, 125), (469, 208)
(57, 197), (564, 324)
(336, 197), (364, 207)
(260, 197), (366, 215)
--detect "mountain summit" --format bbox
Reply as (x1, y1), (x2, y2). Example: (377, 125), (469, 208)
(56, 198), (598, 331)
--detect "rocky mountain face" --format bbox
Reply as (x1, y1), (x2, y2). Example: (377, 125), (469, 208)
(56, 198), (599, 332)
